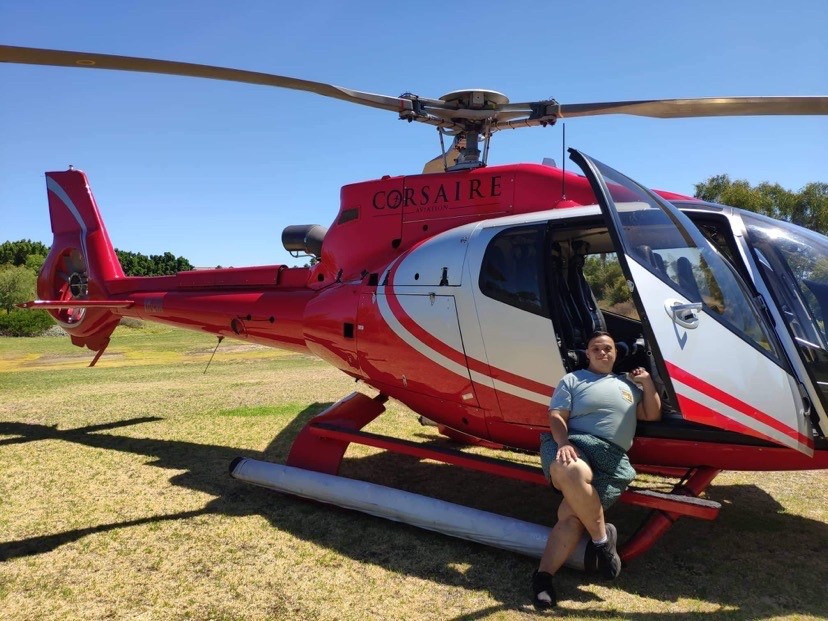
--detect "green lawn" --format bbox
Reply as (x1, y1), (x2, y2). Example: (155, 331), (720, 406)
(1, 325), (826, 620)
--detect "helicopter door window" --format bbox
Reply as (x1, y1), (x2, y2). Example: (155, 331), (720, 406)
(479, 225), (548, 317)
(644, 243), (780, 356)
(591, 172), (780, 361)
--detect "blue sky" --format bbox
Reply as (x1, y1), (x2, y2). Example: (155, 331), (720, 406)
(1, 1), (826, 267)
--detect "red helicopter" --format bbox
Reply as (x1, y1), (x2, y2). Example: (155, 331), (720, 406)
(4, 45), (828, 568)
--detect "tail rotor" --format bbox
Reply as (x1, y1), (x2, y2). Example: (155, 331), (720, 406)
(47, 247), (90, 326)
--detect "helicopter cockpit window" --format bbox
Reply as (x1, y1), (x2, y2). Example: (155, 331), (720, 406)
(593, 162), (780, 359)
(479, 225), (548, 317)
(743, 213), (828, 346)
(742, 212), (828, 416)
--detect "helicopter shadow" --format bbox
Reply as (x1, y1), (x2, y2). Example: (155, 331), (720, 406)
(0, 408), (826, 619)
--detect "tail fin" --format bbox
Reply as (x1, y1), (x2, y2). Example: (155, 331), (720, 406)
(38, 168), (124, 352)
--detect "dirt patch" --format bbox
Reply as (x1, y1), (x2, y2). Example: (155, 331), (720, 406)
(26, 352), (126, 366)
(185, 343), (271, 355)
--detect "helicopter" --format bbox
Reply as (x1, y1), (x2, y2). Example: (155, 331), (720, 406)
(3, 44), (828, 567)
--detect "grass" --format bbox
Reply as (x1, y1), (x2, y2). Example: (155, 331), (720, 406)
(1, 324), (826, 620)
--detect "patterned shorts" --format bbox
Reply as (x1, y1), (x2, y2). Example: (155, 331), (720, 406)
(539, 432), (636, 510)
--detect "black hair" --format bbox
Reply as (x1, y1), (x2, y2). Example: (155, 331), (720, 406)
(587, 330), (614, 345)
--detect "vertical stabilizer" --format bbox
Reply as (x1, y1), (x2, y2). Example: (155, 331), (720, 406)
(38, 169), (124, 351)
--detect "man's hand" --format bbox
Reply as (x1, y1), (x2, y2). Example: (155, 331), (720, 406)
(556, 443), (579, 465)
(628, 367), (653, 387)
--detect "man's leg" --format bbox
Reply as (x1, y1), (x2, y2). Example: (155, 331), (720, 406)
(549, 458), (607, 542)
(532, 498), (581, 609)
(538, 499), (583, 575)
(549, 457), (622, 580)
(533, 459), (605, 608)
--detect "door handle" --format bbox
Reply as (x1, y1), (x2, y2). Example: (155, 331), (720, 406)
(665, 300), (702, 329)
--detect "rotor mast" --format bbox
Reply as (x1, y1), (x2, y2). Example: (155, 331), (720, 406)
(400, 88), (560, 171)
(437, 90), (503, 170)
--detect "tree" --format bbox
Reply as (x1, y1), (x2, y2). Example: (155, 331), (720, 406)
(0, 265), (36, 312)
(0, 240), (49, 267)
(694, 175), (828, 234)
(583, 254), (627, 305)
(25, 253), (46, 273)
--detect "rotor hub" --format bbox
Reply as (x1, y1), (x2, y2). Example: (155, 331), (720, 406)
(439, 89), (509, 110)
(69, 271), (88, 298)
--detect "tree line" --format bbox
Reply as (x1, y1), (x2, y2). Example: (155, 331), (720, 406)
(0, 241), (194, 276)
(113, 250), (194, 277)
(694, 175), (827, 233)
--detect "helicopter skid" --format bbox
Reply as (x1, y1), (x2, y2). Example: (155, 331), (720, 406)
(230, 457), (564, 563)
(251, 392), (723, 563)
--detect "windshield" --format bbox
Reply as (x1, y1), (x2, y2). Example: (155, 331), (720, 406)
(742, 212), (828, 347)
(742, 212), (828, 416)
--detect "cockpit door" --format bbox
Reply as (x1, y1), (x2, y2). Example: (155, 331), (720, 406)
(570, 149), (814, 455)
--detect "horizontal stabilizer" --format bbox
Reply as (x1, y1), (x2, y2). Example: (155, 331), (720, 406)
(17, 299), (134, 310)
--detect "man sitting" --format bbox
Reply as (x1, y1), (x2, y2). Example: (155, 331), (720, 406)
(533, 331), (661, 609)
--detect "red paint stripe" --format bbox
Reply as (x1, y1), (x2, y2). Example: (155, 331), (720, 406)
(383, 259), (553, 398)
(665, 361), (812, 449)
(675, 393), (780, 444)
(383, 286), (467, 369)
(489, 366), (554, 398)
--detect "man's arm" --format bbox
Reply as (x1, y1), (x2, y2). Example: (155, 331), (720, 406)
(549, 408), (580, 463)
(630, 368), (662, 421)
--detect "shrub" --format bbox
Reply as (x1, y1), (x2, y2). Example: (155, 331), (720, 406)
(0, 309), (56, 336)
(0, 265), (36, 313)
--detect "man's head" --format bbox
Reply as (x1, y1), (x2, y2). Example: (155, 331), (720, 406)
(585, 331), (616, 374)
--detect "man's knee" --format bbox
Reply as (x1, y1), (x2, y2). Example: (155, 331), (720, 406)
(549, 460), (591, 489)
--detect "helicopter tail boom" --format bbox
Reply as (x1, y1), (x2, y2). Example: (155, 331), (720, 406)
(37, 169), (125, 351)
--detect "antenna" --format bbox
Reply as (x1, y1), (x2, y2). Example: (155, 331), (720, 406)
(204, 336), (224, 374)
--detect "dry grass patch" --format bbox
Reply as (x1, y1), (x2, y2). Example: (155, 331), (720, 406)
(1, 325), (826, 620)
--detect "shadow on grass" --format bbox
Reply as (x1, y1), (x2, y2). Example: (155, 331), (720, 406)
(1, 410), (826, 619)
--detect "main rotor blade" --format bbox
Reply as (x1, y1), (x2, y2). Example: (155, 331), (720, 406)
(0, 45), (414, 115)
(3, 46), (825, 130)
(557, 97), (828, 119)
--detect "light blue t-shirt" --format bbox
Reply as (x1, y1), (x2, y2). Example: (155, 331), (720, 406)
(549, 369), (642, 451)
